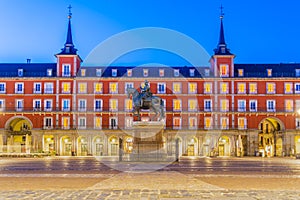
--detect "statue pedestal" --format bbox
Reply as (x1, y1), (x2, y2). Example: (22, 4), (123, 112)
(130, 121), (166, 161)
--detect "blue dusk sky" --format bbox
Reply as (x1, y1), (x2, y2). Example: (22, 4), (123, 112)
(0, 0), (299, 66)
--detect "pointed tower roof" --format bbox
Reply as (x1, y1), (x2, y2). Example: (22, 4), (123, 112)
(57, 5), (78, 55)
(214, 6), (232, 55)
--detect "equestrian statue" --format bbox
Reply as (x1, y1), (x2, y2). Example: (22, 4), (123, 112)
(126, 80), (165, 121)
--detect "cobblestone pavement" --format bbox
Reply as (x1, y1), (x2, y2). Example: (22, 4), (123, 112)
(0, 189), (299, 200)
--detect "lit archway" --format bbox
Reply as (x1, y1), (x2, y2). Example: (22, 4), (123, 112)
(218, 136), (230, 156)
(60, 136), (72, 156)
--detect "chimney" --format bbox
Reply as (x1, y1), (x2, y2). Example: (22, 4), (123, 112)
(27, 59), (31, 64)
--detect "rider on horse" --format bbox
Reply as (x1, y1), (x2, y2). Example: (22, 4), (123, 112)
(140, 80), (152, 101)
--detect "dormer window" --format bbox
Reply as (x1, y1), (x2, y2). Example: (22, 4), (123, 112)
(18, 69), (23, 77)
(221, 47), (225, 54)
(62, 64), (71, 77)
(296, 69), (300, 77)
(189, 69), (195, 77)
(81, 69), (86, 77)
(96, 69), (102, 77)
(143, 69), (148, 77)
(238, 69), (244, 77)
(174, 69), (180, 77)
(159, 69), (164, 77)
(204, 69), (210, 77)
(127, 69), (132, 77)
(267, 69), (272, 77)
(47, 69), (52, 77)
(112, 69), (117, 77)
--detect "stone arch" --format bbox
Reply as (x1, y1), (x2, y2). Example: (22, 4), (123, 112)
(5, 116), (33, 130)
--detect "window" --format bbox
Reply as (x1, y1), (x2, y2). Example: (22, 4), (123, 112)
(44, 83), (53, 94)
(78, 117), (86, 129)
(44, 99), (52, 111)
(94, 117), (102, 129)
(249, 83), (257, 94)
(33, 99), (41, 111)
(220, 64), (229, 77)
(125, 117), (133, 129)
(220, 82), (229, 94)
(18, 69), (23, 77)
(249, 100), (257, 112)
(188, 99), (197, 111)
(173, 99), (182, 111)
(204, 99), (212, 111)
(62, 117), (70, 129)
(238, 100), (246, 112)
(47, 69), (52, 77)
(16, 99), (23, 111)
(173, 83), (181, 94)
(237, 83), (246, 94)
(62, 64), (71, 77)
(159, 69), (164, 77)
(285, 83), (293, 94)
(109, 117), (118, 129)
(296, 100), (300, 112)
(0, 99), (5, 111)
(220, 117), (229, 130)
(62, 82), (71, 94)
(112, 69), (117, 77)
(267, 69), (272, 77)
(220, 99), (229, 112)
(94, 99), (102, 111)
(94, 83), (103, 94)
(96, 69), (102, 77)
(204, 69), (210, 77)
(44, 117), (52, 129)
(174, 69), (180, 77)
(238, 118), (247, 130)
(266, 83), (276, 94)
(296, 118), (300, 129)
(78, 82), (87, 94)
(125, 82), (134, 91)
(267, 100), (276, 112)
(127, 69), (132, 77)
(189, 69), (195, 77)
(81, 69), (86, 77)
(157, 83), (166, 94)
(78, 99), (87, 112)
(204, 117), (212, 129)
(296, 69), (300, 77)
(125, 99), (133, 111)
(0, 83), (5, 93)
(34, 83), (41, 94)
(173, 117), (181, 129)
(285, 99), (293, 112)
(238, 69), (244, 77)
(15, 82), (24, 94)
(188, 83), (197, 94)
(109, 82), (118, 94)
(62, 99), (70, 111)
(143, 69), (149, 77)
(204, 82), (212, 94)
(188, 117), (197, 129)
(295, 83), (300, 94)
(109, 99), (118, 111)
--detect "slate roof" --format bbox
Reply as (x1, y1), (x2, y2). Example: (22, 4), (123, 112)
(0, 63), (56, 77)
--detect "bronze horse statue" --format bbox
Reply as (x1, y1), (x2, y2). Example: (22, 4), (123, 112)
(126, 87), (165, 121)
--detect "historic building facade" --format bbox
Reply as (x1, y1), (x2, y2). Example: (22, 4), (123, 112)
(0, 12), (300, 158)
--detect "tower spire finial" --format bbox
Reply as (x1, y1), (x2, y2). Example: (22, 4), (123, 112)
(68, 5), (72, 19)
(220, 4), (224, 19)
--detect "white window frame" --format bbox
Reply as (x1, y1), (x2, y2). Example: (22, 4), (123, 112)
(219, 64), (229, 77)
(266, 82), (276, 94)
(94, 117), (102, 129)
(47, 69), (52, 77)
(15, 82), (24, 94)
(159, 69), (164, 77)
(188, 99), (197, 112)
(94, 82), (103, 94)
(96, 69), (102, 77)
(237, 83), (246, 94)
(78, 117), (86, 129)
(109, 117), (118, 129)
(33, 99), (41, 111)
(295, 83), (300, 94)
(94, 99), (103, 112)
(204, 99), (212, 112)
(125, 117), (133, 129)
(125, 82), (134, 92)
(109, 82), (118, 94)
(78, 82), (87, 94)
(249, 83), (257, 94)
(0, 83), (5, 94)
(44, 117), (53, 129)
(173, 117), (181, 129)
(109, 99), (118, 112)
(188, 82), (197, 94)
(78, 99), (87, 112)
(112, 69), (117, 77)
(62, 99), (71, 111)
(173, 99), (182, 112)
(220, 117), (229, 130)
(189, 69), (195, 77)
(143, 69), (149, 77)
(220, 99), (229, 112)
(204, 82), (212, 94)
(33, 83), (42, 94)
(238, 100), (246, 112)
(204, 117), (213, 130)
(267, 100), (276, 112)
(62, 64), (71, 77)
(124, 99), (133, 112)
(62, 117), (70, 129)
(157, 83), (166, 94)
(285, 83), (293, 94)
(249, 100), (257, 112)
(188, 117), (197, 130)
(0, 99), (4, 111)
(44, 99), (52, 111)
(238, 117), (247, 130)
(296, 118), (300, 129)
(44, 82), (54, 94)
(173, 82), (182, 94)
(16, 99), (23, 111)
(174, 69), (180, 77)
(285, 99), (294, 112)
(220, 82), (229, 94)
(238, 69), (244, 77)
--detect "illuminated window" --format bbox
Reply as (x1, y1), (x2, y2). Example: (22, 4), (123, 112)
(237, 83), (246, 94)
(295, 83), (300, 94)
(238, 100), (246, 112)
(173, 83), (181, 94)
(238, 118), (247, 130)
(204, 99), (212, 111)
(188, 99), (197, 111)
(173, 117), (181, 129)
(94, 117), (102, 129)
(109, 99), (118, 111)
(109, 82), (118, 94)
(220, 82), (229, 94)
(62, 117), (70, 129)
(188, 83), (197, 94)
(159, 69), (164, 77)
(284, 83), (293, 94)
(62, 82), (70, 94)
(78, 117), (86, 129)
(220, 64), (229, 77)
(188, 117), (197, 129)
(78, 99), (86, 112)
(204, 117), (212, 129)
(220, 117), (229, 130)
(94, 83), (103, 94)
(15, 82), (24, 94)
(78, 82), (87, 94)
(285, 99), (293, 112)
(249, 83), (257, 94)
(267, 100), (276, 112)
(143, 69), (148, 77)
(220, 99), (229, 112)
(173, 99), (182, 111)
(238, 69), (244, 77)
(266, 83), (276, 94)
(94, 99), (102, 111)
(62, 99), (70, 111)
(204, 82), (212, 94)
(96, 69), (102, 77)
(125, 99), (133, 111)
(249, 100), (257, 112)
(174, 69), (180, 77)
(267, 69), (272, 77)
(157, 83), (166, 94)
(112, 69), (117, 77)
(127, 69), (132, 77)
(81, 69), (86, 77)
